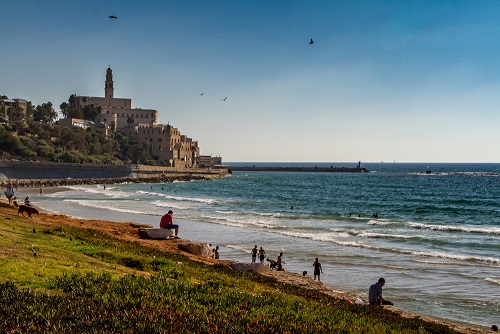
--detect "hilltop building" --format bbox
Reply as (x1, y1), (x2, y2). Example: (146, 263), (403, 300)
(70, 67), (157, 130)
(0, 98), (27, 121)
(68, 67), (219, 168)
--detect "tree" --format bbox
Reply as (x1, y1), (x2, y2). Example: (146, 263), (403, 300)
(7, 106), (25, 123)
(82, 104), (101, 121)
(33, 102), (57, 123)
(60, 102), (69, 118)
(25, 101), (35, 121)
(66, 108), (84, 119)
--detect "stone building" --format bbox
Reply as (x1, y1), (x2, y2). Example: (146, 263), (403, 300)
(68, 67), (209, 167)
(70, 67), (157, 131)
(0, 98), (27, 121)
(198, 155), (223, 168)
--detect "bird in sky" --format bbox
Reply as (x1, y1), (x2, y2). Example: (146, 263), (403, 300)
(199, 93), (204, 96)
(108, 15), (118, 19)
(222, 97), (227, 101)
(309, 38), (314, 45)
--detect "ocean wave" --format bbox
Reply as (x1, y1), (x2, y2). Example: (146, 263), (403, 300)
(226, 244), (253, 254)
(137, 190), (216, 204)
(151, 200), (192, 211)
(485, 278), (500, 286)
(402, 250), (499, 265)
(367, 219), (398, 226)
(197, 214), (282, 230)
(63, 199), (159, 216)
(407, 222), (500, 235)
(408, 171), (500, 177)
(65, 185), (133, 199)
(356, 232), (415, 239)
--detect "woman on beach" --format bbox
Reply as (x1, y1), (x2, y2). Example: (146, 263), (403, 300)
(4, 183), (14, 206)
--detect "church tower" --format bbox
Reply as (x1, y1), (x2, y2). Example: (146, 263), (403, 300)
(105, 67), (114, 99)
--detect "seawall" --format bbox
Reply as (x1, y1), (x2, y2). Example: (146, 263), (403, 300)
(0, 161), (229, 186)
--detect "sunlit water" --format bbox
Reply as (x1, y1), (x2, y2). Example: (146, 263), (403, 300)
(29, 163), (500, 328)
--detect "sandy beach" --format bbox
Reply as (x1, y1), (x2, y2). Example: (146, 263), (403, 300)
(0, 195), (492, 334)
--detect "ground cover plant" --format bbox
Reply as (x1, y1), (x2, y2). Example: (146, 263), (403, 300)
(0, 205), (459, 333)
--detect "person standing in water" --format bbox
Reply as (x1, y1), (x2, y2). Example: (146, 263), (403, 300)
(251, 245), (258, 263)
(258, 247), (266, 264)
(313, 258), (323, 281)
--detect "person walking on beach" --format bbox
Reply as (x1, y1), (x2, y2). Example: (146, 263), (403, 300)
(368, 278), (393, 306)
(313, 258), (323, 281)
(4, 182), (14, 206)
(159, 210), (179, 238)
(258, 247), (266, 264)
(251, 245), (258, 263)
(277, 252), (284, 271)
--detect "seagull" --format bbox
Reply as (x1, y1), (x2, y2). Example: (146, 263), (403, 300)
(199, 93), (204, 96)
(108, 15), (118, 19)
(222, 97), (227, 101)
(309, 38), (314, 45)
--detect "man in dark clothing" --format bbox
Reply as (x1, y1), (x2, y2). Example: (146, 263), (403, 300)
(369, 278), (393, 306)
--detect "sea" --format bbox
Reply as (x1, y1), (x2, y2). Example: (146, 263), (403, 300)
(25, 162), (499, 328)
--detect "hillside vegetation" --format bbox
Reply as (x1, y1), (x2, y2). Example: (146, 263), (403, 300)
(0, 203), (462, 333)
(0, 94), (162, 165)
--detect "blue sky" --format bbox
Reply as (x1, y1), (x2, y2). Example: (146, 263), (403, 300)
(2, 0), (500, 162)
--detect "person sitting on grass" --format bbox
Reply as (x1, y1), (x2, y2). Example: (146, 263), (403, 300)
(160, 210), (179, 238)
(368, 277), (394, 306)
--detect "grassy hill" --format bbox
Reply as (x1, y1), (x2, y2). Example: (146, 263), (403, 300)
(0, 202), (468, 333)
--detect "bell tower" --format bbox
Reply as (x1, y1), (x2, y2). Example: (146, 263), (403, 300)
(105, 66), (114, 99)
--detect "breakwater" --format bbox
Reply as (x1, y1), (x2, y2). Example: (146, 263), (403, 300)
(228, 165), (369, 173)
(0, 160), (229, 187)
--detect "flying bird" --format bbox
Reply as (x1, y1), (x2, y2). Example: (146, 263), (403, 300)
(108, 15), (118, 19)
(309, 38), (314, 45)
(222, 97), (227, 101)
(199, 93), (204, 96)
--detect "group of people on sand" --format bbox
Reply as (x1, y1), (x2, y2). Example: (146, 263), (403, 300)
(158, 210), (398, 309)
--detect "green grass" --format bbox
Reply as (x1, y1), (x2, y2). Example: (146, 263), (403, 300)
(0, 205), (460, 333)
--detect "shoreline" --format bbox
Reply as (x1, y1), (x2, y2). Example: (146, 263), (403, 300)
(0, 197), (491, 333)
